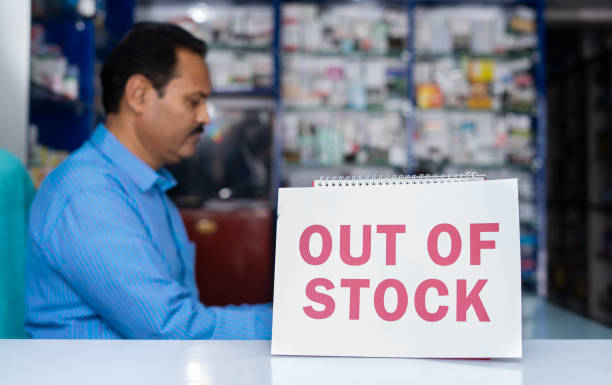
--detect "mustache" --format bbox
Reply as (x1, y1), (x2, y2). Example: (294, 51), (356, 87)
(190, 125), (205, 135)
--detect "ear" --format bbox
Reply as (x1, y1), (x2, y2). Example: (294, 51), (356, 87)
(123, 74), (154, 115)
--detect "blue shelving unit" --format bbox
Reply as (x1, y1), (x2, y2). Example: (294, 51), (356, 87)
(29, 0), (135, 152)
(30, 15), (95, 151)
(534, 0), (547, 296)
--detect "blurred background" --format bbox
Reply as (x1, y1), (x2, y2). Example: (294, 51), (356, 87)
(2, 0), (612, 336)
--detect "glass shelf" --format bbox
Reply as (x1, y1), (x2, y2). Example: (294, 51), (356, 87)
(415, 107), (537, 116)
(414, 50), (537, 61)
(32, 0), (95, 24)
(283, 49), (406, 60)
(208, 44), (272, 53)
(414, 0), (537, 6)
(283, 106), (405, 114)
(29, 82), (90, 114)
(283, 162), (399, 170)
(440, 162), (534, 172)
(211, 88), (277, 97)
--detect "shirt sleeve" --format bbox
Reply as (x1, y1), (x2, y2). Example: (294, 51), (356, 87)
(41, 184), (272, 339)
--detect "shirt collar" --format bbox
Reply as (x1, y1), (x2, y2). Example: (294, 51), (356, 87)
(90, 123), (177, 192)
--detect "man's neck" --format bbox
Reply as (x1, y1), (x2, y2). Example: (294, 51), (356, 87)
(105, 114), (161, 170)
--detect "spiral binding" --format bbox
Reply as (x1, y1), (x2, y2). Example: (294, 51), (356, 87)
(314, 172), (486, 187)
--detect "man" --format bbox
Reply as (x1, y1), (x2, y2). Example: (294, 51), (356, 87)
(25, 23), (272, 339)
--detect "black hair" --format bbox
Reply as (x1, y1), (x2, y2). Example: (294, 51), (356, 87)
(101, 22), (207, 114)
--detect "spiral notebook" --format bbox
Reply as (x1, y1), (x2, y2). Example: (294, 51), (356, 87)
(312, 172), (487, 187)
(272, 172), (522, 358)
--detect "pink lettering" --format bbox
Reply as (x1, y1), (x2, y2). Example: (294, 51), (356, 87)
(340, 279), (370, 320)
(299, 225), (332, 265)
(470, 223), (499, 265)
(427, 224), (462, 266)
(340, 225), (372, 266)
(374, 279), (408, 322)
(303, 278), (335, 319)
(415, 279), (449, 322)
(457, 279), (490, 322)
(376, 225), (406, 265)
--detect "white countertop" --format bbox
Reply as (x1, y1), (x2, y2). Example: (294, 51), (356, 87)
(0, 339), (610, 384)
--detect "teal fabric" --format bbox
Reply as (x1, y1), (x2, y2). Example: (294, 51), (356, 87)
(0, 149), (34, 338)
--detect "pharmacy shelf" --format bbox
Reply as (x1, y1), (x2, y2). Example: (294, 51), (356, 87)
(283, 49), (406, 59)
(209, 44), (272, 53)
(283, 162), (399, 169)
(32, 7), (94, 23)
(415, 107), (538, 116)
(284, 106), (406, 114)
(212, 89), (277, 97)
(107, 0), (548, 291)
(284, 0), (407, 4)
(29, 0), (134, 152)
(29, 82), (90, 114)
(414, 50), (538, 61)
(442, 162), (535, 172)
(414, 0), (537, 6)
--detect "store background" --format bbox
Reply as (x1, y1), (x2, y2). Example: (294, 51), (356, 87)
(2, 0), (612, 335)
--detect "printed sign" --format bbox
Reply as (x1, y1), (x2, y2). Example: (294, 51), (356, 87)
(271, 179), (522, 358)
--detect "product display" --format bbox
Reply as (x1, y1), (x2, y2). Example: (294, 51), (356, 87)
(413, 111), (534, 166)
(283, 3), (407, 55)
(135, 3), (274, 92)
(413, 5), (537, 114)
(283, 111), (406, 167)
(281, 2), (408, 169)
(414, 6), (536, 55)
(32, 0), (95, 18)
(414, 56), (536, 113)
(283, 55), (406, 109)
(31, 24), (80, 100)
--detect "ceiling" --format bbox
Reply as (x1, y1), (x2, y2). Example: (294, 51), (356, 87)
(547, 0), (612, 24)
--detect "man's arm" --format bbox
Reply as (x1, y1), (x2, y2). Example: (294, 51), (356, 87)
(40, 184), (271, 339)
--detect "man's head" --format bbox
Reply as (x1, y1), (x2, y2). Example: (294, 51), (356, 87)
(101, 22), (211, 169)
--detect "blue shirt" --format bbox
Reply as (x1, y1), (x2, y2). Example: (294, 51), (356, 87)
(25, 124), (272, 339)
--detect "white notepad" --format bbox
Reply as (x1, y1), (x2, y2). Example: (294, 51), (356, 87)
(272, 173), (522, 358)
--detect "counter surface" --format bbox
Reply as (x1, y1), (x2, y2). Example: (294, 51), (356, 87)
(0, 339), (610, 384)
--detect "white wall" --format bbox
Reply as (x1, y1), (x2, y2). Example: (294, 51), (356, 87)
(0, 0), (30, 163)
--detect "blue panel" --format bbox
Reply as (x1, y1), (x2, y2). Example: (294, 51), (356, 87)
(534, 0), (548, 295)
(31, 112), (92, 152)
(33, 18), (95, 151)
(407, 0), (416, 172)
(37, 18), (95, 104)
(103, 0), (135, 58)
(272, 0), (283, 204)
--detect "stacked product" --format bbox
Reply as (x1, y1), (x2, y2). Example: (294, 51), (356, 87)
(135, 3), (274, 92)
(413, 112), (533, 166)
(281, 2), (408, 169)
(31, 24), (80, 100)
(414, 6), (537, 113)
(283, 3), (407, 55)
(283, 111), (406, 167)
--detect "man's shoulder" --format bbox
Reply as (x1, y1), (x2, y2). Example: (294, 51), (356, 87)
(29, 143), (131, 243)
